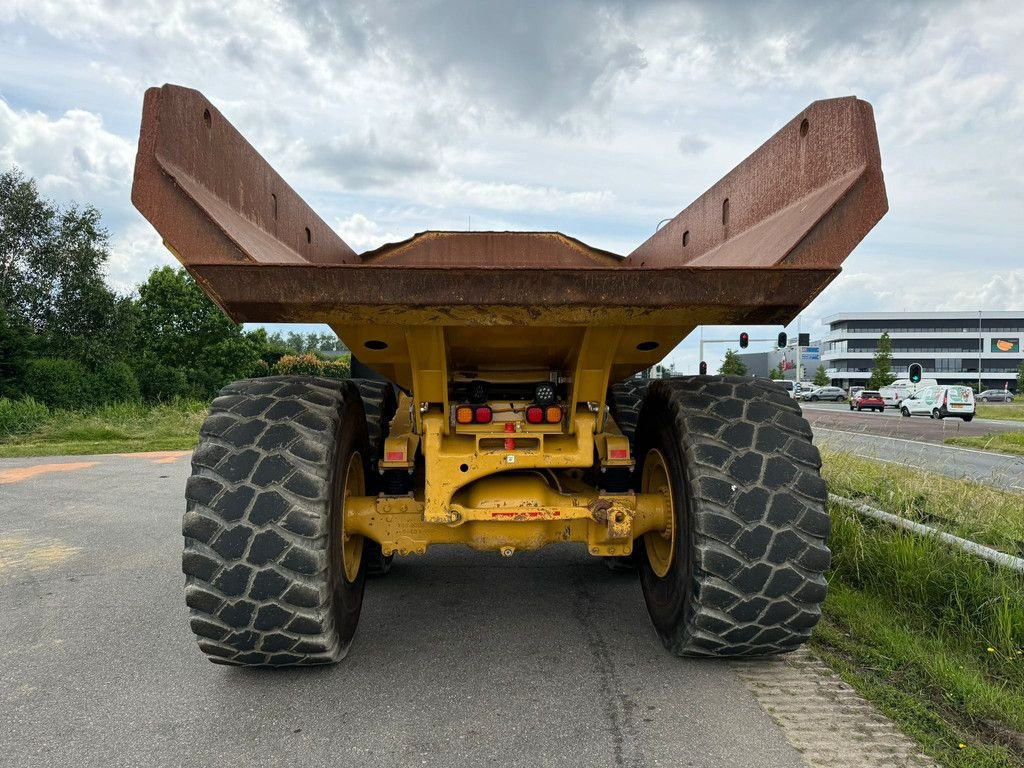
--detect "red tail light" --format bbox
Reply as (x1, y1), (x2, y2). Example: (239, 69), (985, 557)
(526, 405), (562, 424)
(456, 405), (493, 424)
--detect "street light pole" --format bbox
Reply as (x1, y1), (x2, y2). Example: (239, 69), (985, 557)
(796, 315), (802, 383)
(978, 310), (983, 392)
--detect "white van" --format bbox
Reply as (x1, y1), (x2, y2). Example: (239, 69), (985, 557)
(880, 378), (938, 408)
(899, 385), (975, 421)
(776, 380), (797, 399)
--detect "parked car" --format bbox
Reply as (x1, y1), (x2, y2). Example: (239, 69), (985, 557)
(776, 380), (797, 399)
(900, 385), (975, 421)
(850, 390), (884, 412)
(800, 386), (847, 402)
(977, 389), (1015, 403)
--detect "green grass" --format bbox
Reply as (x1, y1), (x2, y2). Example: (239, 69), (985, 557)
(946, 431), (1024, 457)
(0, 399), (208, 457)
(977, 404), (1024, 422)
(817, 452), (1024, 766)
(820, 448), (1024, 555)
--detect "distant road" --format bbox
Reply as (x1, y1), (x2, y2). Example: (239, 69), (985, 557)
(803, 404), (1024, 491)
(800, 402), (1022, 442)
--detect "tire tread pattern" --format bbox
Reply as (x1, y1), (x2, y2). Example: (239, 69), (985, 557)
(639, 376), (830, 656)
(182, 375), (363, 666)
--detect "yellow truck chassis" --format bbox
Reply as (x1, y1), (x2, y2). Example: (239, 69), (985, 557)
(132, 85), (887, 666)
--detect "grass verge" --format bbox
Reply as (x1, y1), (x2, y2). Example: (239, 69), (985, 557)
(819, 448), (1024, 555)
(977, 404), (1024, 422)
(0, 399), (207, 457)
(817, 452), (1024, 767)
(946, 431), (1024, 457)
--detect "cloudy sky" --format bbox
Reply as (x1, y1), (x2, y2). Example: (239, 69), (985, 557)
(1, 0), (1022, 371)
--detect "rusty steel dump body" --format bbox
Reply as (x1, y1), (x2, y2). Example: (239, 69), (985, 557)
(145, 85), (890, 666)
(131, 85), (887, 393)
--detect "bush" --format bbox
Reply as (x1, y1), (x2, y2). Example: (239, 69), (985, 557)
(0, 397), (50, 436)
(271, 353), (350, 380)
(92, 360), (141, 404)
(22, 357), (92, 410)
(135, 359), (189, 403)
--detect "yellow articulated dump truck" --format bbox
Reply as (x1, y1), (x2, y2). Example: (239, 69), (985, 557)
(132, 85), (886, 666)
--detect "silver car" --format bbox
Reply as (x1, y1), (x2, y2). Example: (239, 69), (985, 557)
(800, 386), (847, 402)
(977, 389), (1015, 403)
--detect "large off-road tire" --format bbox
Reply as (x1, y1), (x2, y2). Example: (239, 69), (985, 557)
(603, 380), (654, 569)
(608, 379), (651, 450)
(351, 379), (397, 466)
(182, 376), (371, 666)
(634, 376), (830, 656)
(350, 379), (398, 575)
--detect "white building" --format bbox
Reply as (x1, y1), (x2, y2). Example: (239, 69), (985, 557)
(822, 311), (1024, 391)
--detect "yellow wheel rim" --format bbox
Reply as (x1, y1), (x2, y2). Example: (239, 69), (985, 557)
(642, 448), (675, 578)
(341, 452), (365, 583)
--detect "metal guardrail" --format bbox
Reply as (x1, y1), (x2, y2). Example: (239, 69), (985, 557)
(829, 494), (1024, 573)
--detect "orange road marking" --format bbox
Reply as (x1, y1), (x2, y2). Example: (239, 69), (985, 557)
(0, 536), (80, 571)
(117, 450), (191, 465)
(0, 461), (99, 484)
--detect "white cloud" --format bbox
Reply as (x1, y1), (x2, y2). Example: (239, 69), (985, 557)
(106, 218), (176, 294)
(335, 213), (399, 253)
(0, 98), (134, 201)
(422, 179), (615, 213)
(0, 0), (1021, 326)
(947, 271), (1024, 311)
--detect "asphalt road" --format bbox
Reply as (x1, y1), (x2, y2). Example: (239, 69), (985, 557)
(801, 402), (1024, 491)
(1, 453), (811, 768)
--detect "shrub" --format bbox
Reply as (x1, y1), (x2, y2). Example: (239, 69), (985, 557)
(271, 353), (350, 380)
(92, 360), (142, 404)
(320, 356), (351, 380)
(136, 360), (189, 403)
(272, 353), (323, 376)
(0, 397), (50, 436)
(22, 358), (92, 410)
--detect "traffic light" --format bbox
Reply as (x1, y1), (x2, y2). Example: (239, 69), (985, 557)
(699, 361), (708, 375)
(777, 332), (787, 348)
(739, 332), (749, 349)
(908, 363), (922, 383)
(798, 333), (810, 347)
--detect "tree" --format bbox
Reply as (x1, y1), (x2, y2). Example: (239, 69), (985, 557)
(812, 365), (830, 387)
(134, 266), (263, 399)
(719, 349), (748, 376)
(0, 166), (133, 370)
(1017, 362), (1024, 395)
(868, 331), (896, 390)
(769, 360), (783, 380)
(0, 307), (30, 397)
(0, 167), (53, 311)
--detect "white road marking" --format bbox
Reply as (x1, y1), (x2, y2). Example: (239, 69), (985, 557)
(813, 427), (1021, 460)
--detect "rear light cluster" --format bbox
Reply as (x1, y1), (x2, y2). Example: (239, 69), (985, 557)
(526, 405), (563, 424)
(455, 405), (493, 424)
(454, 403), (563, 426)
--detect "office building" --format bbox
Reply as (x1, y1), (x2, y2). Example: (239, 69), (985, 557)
(822, 311), (1024, 391)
